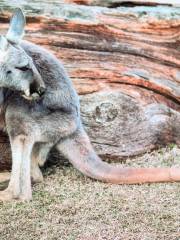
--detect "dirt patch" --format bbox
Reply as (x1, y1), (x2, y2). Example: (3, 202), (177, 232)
(0, 146), (180, 240)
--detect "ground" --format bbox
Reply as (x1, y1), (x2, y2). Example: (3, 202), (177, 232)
(0, 146), (180, 240)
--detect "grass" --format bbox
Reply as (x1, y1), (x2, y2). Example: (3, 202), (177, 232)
(0, 145), (180, 240)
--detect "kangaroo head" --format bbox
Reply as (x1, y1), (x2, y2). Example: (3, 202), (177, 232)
(0, 8), (45, 99)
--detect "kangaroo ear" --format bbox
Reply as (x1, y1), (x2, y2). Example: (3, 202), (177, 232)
(6, 8), (26, 44)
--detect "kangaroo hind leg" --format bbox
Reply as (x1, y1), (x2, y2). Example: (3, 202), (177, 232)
(31, 142), (53, 183)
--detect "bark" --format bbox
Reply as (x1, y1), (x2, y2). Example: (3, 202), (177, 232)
(0, 1), (179, 170)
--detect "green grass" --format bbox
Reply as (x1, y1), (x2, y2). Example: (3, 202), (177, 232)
(0, 146), (180, 240)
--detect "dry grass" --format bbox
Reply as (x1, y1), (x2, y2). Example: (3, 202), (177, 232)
(0, 146), (180, 240)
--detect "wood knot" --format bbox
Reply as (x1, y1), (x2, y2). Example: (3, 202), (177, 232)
(94, 102), (118, 124)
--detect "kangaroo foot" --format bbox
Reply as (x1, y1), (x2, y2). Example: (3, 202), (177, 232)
(31, 165), (44, 183)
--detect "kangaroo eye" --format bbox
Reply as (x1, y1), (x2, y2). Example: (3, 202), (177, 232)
(15, 65), (30, 72)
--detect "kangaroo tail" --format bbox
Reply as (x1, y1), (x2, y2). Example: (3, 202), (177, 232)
(57, 128), (180, 184)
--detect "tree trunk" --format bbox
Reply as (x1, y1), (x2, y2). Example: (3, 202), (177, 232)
(0, 1), (179, 170)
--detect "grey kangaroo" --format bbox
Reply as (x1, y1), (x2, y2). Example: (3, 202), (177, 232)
(0, 9), (179, 201)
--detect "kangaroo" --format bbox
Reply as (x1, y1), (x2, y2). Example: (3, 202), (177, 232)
(0, 8), (179, 201)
